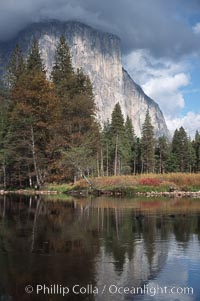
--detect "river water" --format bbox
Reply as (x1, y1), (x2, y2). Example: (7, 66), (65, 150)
(0, 195), (200, 301)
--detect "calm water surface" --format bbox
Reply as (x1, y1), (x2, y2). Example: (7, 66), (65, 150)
(0, 195), (200, 301)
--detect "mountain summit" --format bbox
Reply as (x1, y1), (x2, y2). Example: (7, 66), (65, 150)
(0, 20), (170, 138)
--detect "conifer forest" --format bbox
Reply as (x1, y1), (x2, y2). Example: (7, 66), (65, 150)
(0, 36), (200, 188)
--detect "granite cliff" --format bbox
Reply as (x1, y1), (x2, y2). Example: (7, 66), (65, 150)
(0, 20), (170, 137)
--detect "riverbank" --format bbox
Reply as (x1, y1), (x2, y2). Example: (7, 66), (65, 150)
(70, 173), (200, 192)
(66, 173), (200, 198)
(0, 189), (60, 195)
(1, 189), (200, 198)
(1, 173), (200, 198)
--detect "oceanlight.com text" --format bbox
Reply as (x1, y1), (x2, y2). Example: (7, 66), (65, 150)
(25, 283), (194, 297)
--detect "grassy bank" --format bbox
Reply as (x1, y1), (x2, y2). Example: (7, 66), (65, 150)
(44, 173), (200, 196)
(2, 173), (198, 197)
(44, 183), (72, 194)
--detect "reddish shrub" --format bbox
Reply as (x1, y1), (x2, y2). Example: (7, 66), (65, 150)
(138, 178), (162, 186)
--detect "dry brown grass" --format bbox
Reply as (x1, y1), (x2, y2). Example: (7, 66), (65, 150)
(73, 173), (200, 191)
(133, 173), (200, 185)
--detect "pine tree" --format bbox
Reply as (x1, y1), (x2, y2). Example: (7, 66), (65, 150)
(8, 39), (56, 187)
(51, 35), (74, 94)
(141, 110), (155, 173)
(125, 116), (137, 174)
(5, 44), (25, 88)
(0, 79), (10, 187)
(111, 103), (125, 136)
(135, 138), (142, 174)
(155, 136), (170, 173)
(107, 105), (137, 175)
(27, 39), (45, 73)
(51, 37), (100, 180)
(193, 131), (200, 172)
(101, 120), (112, 176)
(70, 68), (98, 145)
(165, 153), (179, 172)
(110, 103), (126, 175)
(188, 137), (196, 173)
(171, 127), (190, 172)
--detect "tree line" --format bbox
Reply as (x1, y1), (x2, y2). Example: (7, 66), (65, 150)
(0, 36), (199, 188)
(102, 103), (200, 176)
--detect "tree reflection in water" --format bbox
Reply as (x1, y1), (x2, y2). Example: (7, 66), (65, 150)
(0, 195), (200, 301)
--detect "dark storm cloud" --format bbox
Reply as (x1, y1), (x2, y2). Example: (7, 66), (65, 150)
(0, 0), (200, 58)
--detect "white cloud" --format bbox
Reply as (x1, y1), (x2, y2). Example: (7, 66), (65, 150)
(143, 73), (189, 116)
(166, 112), (200, 137)
(123, 50), (200, 137)
(193, 22), (200, 34)
(123, 50), (190, 117)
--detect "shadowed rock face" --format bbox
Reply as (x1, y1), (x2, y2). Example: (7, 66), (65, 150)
(0, 20), (170, 138)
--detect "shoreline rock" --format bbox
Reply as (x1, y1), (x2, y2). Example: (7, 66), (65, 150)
(0, 189), (200, 198)
(135, 191), (200, 198)
(0, 190), (60, 195)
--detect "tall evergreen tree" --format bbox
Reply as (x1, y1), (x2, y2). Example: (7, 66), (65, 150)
(51, 37), (99, 180)
(141, 110), (155, 173)
(165, 152), (179, 173)
(51, 35), (74, 94)
(135, 137), (142, 174)
(111, 103), (125, 136)
(26, 39), (45, 73)
(171, 127), (190, 172)
(8, 40), (56, 187)
(188, 137), (196, 172)
(0, 79), (10, 187)
(155, 136), (170, 173)
(5, 44), (25, 88)
(193, 130), (200, 172)
(108, 104), (136, 175)
(110, 103), (127, 175)
(125, 116), (137, 174)
(101, 120), (112, 176)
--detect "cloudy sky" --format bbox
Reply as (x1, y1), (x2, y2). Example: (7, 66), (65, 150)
(1, 0), (200, 136)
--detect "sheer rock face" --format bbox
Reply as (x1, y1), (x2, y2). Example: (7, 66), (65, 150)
(0, 20), (170, 137)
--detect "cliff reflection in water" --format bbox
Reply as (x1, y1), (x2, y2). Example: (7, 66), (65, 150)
(0, 195), (200, 301)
